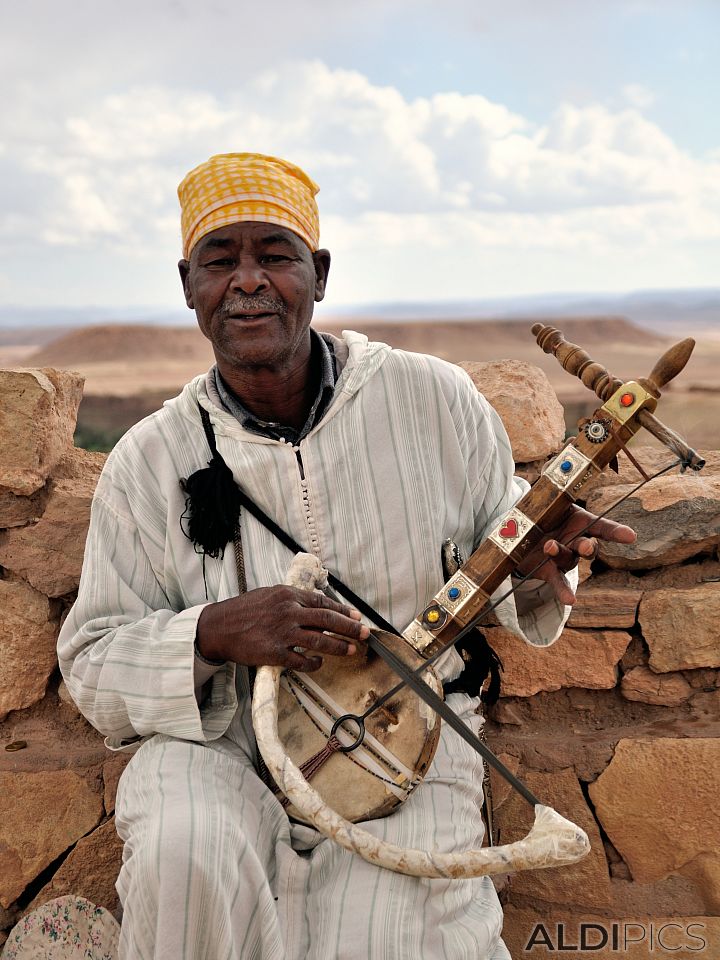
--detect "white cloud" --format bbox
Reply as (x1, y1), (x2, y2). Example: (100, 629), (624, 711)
(1, 59), (719, 302)
(622, 83), (656, 109)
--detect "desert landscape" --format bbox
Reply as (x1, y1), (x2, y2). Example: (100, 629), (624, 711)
(1, 343), (719, 954)
(0, 313), (717, 454)
(1, 311), (719, 954)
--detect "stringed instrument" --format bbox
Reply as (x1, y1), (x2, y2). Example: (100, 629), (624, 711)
(252, 325), (704, 878)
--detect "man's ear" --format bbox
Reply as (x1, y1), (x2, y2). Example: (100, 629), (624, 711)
(312, 249), (331, 303)
(178, 259), (194, 309)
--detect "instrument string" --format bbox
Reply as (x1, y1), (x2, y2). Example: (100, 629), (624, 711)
(348, 456), (684, 727)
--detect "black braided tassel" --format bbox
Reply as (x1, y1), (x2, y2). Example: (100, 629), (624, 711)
(180, 454), (241, 558)
(179, 405), (241, 559)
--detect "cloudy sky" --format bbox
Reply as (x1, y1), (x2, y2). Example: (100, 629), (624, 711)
(2, 0), (718, 314)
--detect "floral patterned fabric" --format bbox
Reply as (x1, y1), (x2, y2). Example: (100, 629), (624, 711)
(1, 897), (118, 960)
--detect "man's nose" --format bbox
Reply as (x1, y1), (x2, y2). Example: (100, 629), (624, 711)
(230, 259), (268, 294)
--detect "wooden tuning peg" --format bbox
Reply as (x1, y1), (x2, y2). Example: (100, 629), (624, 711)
(639, 339), (696, 397)
(531, 323), (622, 401)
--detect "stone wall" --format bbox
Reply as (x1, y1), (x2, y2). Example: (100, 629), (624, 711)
(1, 364), (718, 957)
(0, 369), (119, 951)
(461, 361), (720, 958)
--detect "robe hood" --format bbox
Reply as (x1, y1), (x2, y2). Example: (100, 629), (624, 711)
(166, 330), (392, 442)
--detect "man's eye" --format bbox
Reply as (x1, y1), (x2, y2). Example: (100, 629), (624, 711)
(260, 254), (292, 263)
(203, 258), (234, 268)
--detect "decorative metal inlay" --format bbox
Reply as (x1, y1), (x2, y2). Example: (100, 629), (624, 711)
(602, 380), (655, 424)
(421, 604), (449, 631)
(583, 419), (611, 444)
(544, 445), (594, 491)
(437, 570), (482, 615)
(488, 507), (535, 555)
(403, 619), (436, 652)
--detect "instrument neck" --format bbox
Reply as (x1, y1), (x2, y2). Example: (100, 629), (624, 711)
(403, 383), (656, 657)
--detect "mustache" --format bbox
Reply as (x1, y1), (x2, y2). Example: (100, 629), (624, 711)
(219, 296), (285, 318)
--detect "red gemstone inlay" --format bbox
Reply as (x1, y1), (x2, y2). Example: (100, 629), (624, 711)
(620, 392), (635, 408)
(499, 518), (518, 539)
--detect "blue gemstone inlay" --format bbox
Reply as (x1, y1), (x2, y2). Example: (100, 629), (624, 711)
(448, 587), (461, 600)
(560, 459), (573, 473)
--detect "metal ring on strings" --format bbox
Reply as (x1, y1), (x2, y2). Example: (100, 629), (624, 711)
(330, 713), (366, 753)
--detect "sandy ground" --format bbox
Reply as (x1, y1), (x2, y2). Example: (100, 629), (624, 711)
(2, 316), (718, 450)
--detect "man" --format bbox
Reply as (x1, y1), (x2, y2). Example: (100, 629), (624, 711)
(59, 152), (634, 960)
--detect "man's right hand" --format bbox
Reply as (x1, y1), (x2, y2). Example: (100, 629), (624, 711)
(195, 586), (370, 672)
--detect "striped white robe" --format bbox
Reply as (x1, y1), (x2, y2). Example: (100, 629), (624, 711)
(58, 331), (573, 960)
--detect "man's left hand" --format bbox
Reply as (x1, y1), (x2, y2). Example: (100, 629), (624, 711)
(515, 506), (636, 605)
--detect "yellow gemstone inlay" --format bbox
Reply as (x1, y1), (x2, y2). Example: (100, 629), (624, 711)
(426, 609), (441, 624)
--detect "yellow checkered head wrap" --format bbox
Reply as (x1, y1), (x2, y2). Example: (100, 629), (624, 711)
(178, 152), (320, 258)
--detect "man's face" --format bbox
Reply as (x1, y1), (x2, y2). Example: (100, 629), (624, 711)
(179, 222), (330, 373)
